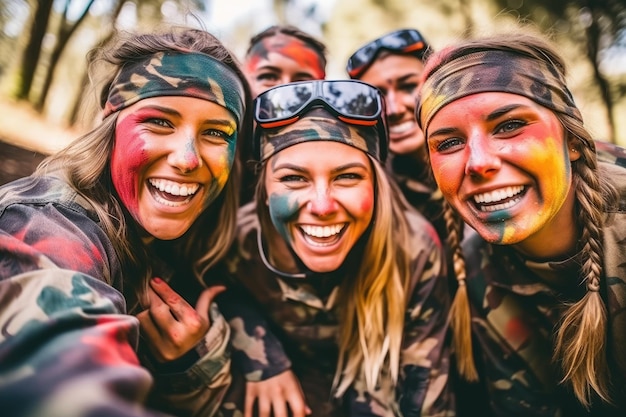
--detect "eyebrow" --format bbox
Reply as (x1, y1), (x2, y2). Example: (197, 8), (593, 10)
(485, 104), (524, 121)
(272, 162), (368, 173)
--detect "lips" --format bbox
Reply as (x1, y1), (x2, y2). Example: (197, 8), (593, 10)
(472, 185), (526, 212)
(148, 178), (200, 207)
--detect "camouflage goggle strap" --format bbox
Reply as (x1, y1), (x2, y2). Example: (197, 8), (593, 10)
(103, 51), (246, 126)
(258, 108), (382, 161)
(417, 50), (583, 135)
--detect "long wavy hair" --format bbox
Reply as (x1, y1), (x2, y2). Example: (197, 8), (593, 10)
(36, 27), (254, 310)
(421, 31), (620, 407)
(254, 154), (413, 396)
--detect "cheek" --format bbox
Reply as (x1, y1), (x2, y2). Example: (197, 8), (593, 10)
(430, 155), (462, 198)
(268, 191), (301, 243)
(359, 185), (374, 214)
(111, 118), (149, 216)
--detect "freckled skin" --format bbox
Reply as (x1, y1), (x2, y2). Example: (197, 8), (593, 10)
(427, 93), (578, 257)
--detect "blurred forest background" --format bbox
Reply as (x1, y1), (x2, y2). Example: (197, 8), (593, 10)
(0, 0), (625, 180)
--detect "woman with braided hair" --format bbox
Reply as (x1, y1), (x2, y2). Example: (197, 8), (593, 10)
(417, 30), (626, 416)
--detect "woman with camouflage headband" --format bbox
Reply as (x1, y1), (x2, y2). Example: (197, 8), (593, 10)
(216, 79), (455, 417)
(417, 29), (626, 416)
(0, 28), (252, 416)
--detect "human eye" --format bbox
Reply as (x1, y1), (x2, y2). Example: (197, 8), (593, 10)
(399, 81), (418, 94)
(257, 72), (279, 83)
(144, 117), (172, 128)
(495, 119), (526, 136)
(335, 172), (364, 184)
(429, 136), (465, 154)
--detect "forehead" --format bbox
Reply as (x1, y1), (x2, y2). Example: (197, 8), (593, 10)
(359, 54), (424, 85)
(270, 140), (370, 166)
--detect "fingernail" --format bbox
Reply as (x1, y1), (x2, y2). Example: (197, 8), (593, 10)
(152, 277), (162, 284)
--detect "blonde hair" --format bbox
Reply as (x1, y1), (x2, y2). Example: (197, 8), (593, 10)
(422, 31), (620, 407)
(36, 27), (252, 310)
(255, 156), (413, 396)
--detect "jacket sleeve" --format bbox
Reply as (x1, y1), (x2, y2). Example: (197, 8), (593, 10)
(0, 199), (171, 417)
(143, 302), (232, 417)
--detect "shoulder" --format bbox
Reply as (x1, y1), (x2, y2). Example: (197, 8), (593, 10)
(0, 174), (98, 220)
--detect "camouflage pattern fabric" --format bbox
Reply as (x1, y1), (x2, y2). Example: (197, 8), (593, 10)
(103, 51), (246, 125)
(417, 50), (583, 136)
(0, 175), (231, 417)
(257, 107), (383, 162)
(455, 160), (626, 416)
(214, 200), (456, 417)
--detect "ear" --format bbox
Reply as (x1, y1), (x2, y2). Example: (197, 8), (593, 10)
(567, 137), (581, 162)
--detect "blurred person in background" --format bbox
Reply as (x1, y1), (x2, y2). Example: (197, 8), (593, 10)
(347, 28), (447, 241)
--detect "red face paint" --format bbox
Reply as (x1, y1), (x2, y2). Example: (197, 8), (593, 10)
(111, 114), (149, 219)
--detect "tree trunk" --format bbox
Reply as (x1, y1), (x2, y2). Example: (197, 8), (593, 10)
(36, 0), (96, 111)
(15, 0), (54, 101)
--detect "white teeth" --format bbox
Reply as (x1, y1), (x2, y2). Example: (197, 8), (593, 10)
(473, 185), (524, 204)
(301, 224), (344, 238)
(389, 121), (415, 135)
(149, 178), (199, 197)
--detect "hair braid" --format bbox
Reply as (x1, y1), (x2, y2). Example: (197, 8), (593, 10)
(443, 200), (478, 381)
(554, 144), (610, 407)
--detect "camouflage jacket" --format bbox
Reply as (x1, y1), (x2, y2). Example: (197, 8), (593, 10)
(458, 160), (626, 416)
(216, 201), (455, 417)
(0, 175), (231, 417)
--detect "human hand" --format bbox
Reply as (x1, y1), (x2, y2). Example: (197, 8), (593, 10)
(137, 277), (226, 362)
(245, 369), (311, 417)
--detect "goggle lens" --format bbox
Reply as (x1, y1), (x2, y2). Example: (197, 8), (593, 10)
(255, 80), (383, 125)
(347, 29), (428, 78)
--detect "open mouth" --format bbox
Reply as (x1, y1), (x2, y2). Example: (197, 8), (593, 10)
(472, 185), (526, 212)
(148, 178), (200, 207)
(299, 223), (346, 247)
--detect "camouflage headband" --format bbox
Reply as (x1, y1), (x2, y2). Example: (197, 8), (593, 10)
(417, 50), (582, 135)
(257, 108), (382, 161)
(103, 51), (246, 126)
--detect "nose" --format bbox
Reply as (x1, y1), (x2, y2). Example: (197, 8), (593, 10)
(465, 135), (500, 178)
(385, 90), (406, 120)
(307, 186), (338, 217)
(168, 135), (202, 173)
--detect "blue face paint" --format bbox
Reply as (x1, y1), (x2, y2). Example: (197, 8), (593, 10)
(268, 191), (301, 245)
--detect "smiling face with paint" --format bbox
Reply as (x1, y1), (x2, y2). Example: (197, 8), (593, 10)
(427, 92), (580, 255)
(263, 140), (375, 273)
(245, 33), (326, 98)
(111, 95), (237, 240)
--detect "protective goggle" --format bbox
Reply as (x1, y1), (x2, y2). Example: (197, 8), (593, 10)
(254, 79), (388, 160)
(346, 29), (429, 78)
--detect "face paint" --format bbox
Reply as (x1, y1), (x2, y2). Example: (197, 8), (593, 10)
(111, 96), (238, 240)
(264, 141), (375, 273)
(428, 93), (575, 253)
(111, 114), (149, 219)
(245, 34), (325, 97)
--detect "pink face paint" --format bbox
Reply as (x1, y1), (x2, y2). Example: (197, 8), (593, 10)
(111, 115), (149, 219)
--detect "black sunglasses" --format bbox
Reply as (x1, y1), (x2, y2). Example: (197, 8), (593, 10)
(346, 29), (429, 78)
(253, 80), (388, 160)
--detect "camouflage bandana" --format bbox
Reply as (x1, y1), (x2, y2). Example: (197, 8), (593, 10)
(258, 108), (382, 161)
(103, 51), (246, 126)
(417, 50), (582, 135)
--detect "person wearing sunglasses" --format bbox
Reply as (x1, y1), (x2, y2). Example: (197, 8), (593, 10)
(216, 79), (455, 417)
(417, 29), (626, 416)
(347, 29), (449, 242)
